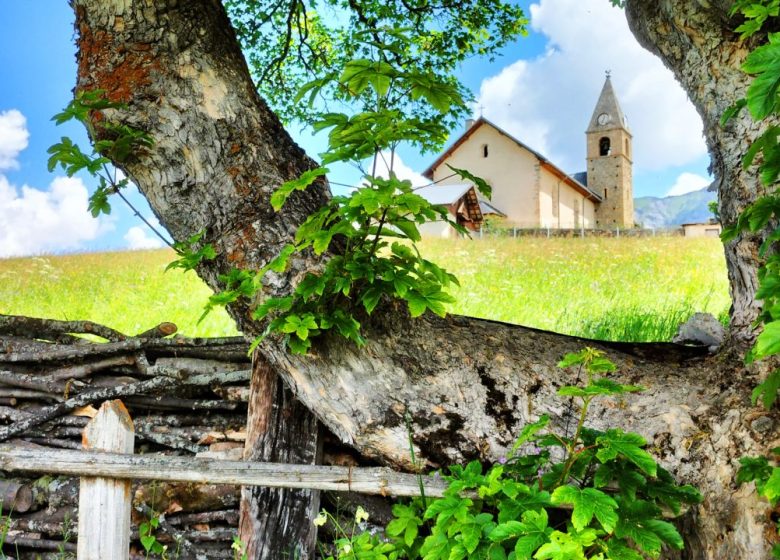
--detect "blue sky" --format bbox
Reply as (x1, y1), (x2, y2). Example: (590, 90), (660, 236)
(0, 0), (711, 257)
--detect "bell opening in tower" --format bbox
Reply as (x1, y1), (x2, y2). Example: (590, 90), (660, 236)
(599, 137), (611, 156)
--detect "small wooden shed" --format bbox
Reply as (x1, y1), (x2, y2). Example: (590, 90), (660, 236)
(415, 183), (485, 237)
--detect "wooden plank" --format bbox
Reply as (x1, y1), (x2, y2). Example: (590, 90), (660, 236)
(77, 400), (135, 560)
(0, 445), (444, 498)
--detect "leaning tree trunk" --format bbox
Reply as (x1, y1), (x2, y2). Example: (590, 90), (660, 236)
(72, 0), (776, 557)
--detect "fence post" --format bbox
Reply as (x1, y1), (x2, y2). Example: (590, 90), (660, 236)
(77, 400), (135, 560)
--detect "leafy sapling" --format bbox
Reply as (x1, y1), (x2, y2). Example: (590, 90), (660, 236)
(317, 348), (701, 559)
(199, 29), (494, 355)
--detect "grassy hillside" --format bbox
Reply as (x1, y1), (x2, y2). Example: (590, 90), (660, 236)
(634, 188), (717, 228)
(0, 237), (729, 342)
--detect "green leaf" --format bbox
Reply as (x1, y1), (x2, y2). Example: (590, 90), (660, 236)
(533, 530), (593, 560)
(737, 456), (773, 485)
(752, 322), (780, 363)
(551, 486), (618, 533)
(596, 429), (657, 476)
(489, 509), (550, 559)
(604, 539), (644, 560)
(511, 415), (550, 454)
(446, 164), (492, 199)
(762, 467), (780, 505)
(721, 98), (748, 125)
(614, 499), (682, 555)
(270, 167), (329, 211)
(558, 378), (642, 398)
(752, 370), (780, 409)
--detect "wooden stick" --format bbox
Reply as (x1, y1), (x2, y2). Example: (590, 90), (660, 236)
(0, 446), (447, 498)
(46, 355), (138, 382)
(77, 400), (135, 560)
(0, 314), (128, 342)
(0, 339), (143, 364)
(0, 375), (177, 442)
(0, 479), (33, 513)
(124, 396), (242, 412)
(135, 322), (178, 339)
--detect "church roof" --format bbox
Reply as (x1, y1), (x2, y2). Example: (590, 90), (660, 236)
(572, 172), (588, 187)
(415, 183), (474, 205)
(586, 76), (630, 133)
(422, 117), (601, 202)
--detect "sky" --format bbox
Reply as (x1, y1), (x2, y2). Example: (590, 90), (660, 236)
(0, 0), (712, 258)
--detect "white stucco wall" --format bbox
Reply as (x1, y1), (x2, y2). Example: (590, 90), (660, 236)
(431, 124), (597, 229)
(430, 126), (540, 228)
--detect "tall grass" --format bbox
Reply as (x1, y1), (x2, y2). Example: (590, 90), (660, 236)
(0, 236), (729, 342)
(419, 236), (729, 342)
(0, 251), (238, 338)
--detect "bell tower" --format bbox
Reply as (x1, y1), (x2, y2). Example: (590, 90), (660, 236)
(587, 73), (634, 228)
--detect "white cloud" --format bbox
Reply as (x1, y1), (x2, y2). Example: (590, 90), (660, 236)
(0, 110), (29, 170)
(0, 175), (106, 257)
(665, 172), (711, 197)
(374, 151), (429, 188)
(476, 0), (707, 175)
(124, 225), (164, 250)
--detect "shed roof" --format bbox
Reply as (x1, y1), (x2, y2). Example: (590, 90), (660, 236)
(415, 183), (473, 205)
(479, 200), (506, 217)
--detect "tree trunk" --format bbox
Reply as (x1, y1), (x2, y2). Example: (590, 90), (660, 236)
(239, 355), (321, 559)
(71, 0), (777, 557)
(625, 0), (774, 344)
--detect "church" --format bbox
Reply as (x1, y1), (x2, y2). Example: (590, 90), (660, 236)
(418, 75), (634, 235)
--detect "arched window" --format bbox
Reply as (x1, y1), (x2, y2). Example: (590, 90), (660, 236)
(604, 188), (608, 200)
(482, 144), (489, 158)
(625, 138), (629, 156)
(599, 137), (611, 156)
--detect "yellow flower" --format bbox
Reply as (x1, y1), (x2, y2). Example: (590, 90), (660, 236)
(355, 506), (369, 523)
(313, 511), (328, 527)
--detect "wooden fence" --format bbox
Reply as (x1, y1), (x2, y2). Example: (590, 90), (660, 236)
(0, 400), (443, 560)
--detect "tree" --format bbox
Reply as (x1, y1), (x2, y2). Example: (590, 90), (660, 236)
(70, 0), (777, 558)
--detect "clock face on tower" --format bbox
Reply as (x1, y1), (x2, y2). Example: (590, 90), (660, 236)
(597, 113), (611, 126)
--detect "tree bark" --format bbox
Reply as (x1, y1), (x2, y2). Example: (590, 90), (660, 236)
(238, 356), (321, 559)
(624, 0), (776, 344)
(71, 1), (777, 557)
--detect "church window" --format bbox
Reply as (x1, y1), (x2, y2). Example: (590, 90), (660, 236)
(604, 189), (608, 199)
(625, 139), (629, 156)
(599, 137), (611, 156)
(482, 144), (489, 158)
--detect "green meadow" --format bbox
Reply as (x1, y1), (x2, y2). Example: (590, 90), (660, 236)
(0, 236), (729, 342)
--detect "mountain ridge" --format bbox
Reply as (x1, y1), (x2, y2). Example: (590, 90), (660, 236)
(634, 187), (716, 228)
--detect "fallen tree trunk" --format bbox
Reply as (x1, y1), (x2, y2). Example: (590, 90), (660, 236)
(69, 0), (778, 558)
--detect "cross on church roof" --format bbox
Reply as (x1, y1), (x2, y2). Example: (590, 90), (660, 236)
(605, 69), (612, 79)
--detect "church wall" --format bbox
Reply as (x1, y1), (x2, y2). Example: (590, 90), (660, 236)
(431, 126), (540, 227)
(418, 220), (457, 238)
(584, 199), (596, 227)
(538, 167), (595, 229)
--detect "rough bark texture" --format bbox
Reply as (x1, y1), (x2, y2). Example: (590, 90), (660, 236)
(71, 2), (325, 556)
(71, 1), (778, 558)
(623, 3), (780, 556)
(625, 0), (775, 343)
